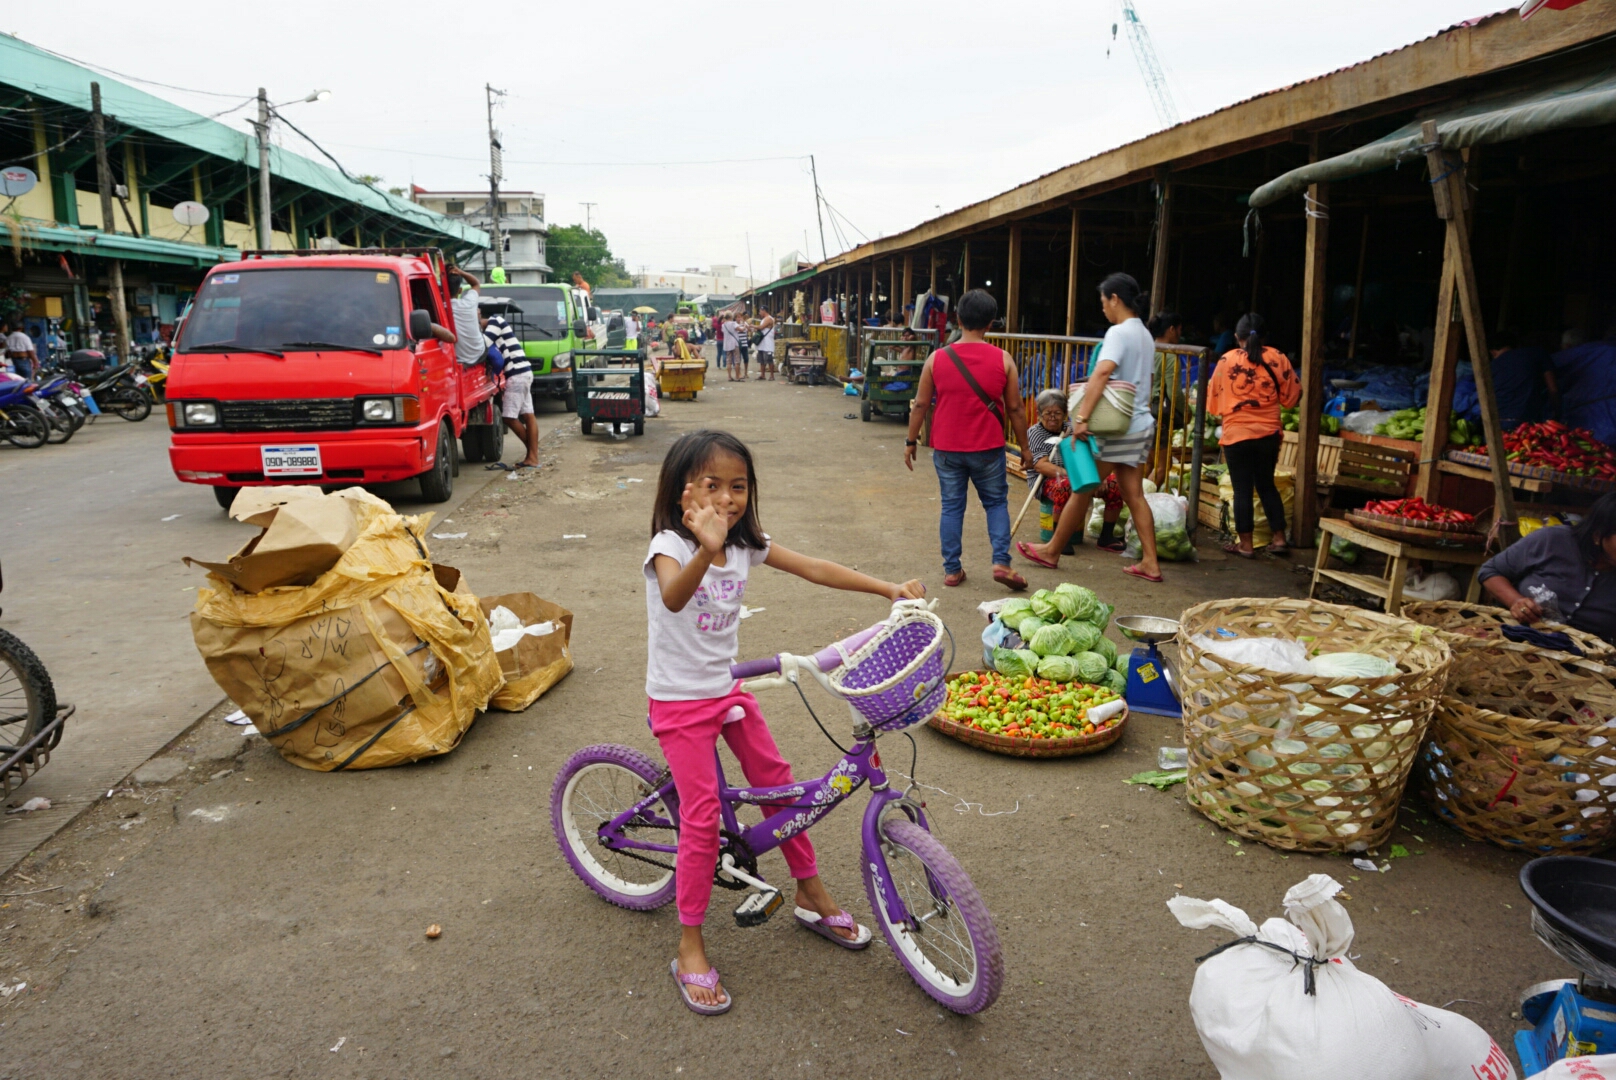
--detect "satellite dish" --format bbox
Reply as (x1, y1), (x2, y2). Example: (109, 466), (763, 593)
(0, 166), (38, 198)
(172, 201), (210, 227)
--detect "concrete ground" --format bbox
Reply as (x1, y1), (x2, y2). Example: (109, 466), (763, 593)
(0, 370), (1564, 1078)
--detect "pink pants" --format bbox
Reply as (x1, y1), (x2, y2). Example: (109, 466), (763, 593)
(649, 686), (818, 926)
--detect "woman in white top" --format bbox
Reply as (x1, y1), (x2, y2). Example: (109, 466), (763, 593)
(756, 314), (776, 381)
(1017, 272), (1162, 582)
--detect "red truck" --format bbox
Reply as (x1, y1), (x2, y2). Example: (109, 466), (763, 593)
(165, 248), (505, 507)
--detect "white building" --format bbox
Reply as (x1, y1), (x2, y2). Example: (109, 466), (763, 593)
(634, 265), (759, 296)
(411, 188), (550, 284)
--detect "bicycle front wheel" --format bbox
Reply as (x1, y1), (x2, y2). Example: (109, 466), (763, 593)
(551, 744), (677, 911)
(0, 628), (56, 751)
(864, 817), (1003, 1014)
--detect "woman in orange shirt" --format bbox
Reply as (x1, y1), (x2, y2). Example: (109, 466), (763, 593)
(1206, 313), (1301, 558)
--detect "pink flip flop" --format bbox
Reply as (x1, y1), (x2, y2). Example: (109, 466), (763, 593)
(1122, 564), (1164, 583)
(794, 907), (872, 950)
(1015, 541), (1059, 570)
(670, 959), (732, 1015)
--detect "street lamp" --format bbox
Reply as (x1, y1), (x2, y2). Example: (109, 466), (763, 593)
(254, 89), (330, 249)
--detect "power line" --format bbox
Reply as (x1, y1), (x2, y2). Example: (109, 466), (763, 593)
(314, 140), (810, 168)
(11, 38), (250, 99)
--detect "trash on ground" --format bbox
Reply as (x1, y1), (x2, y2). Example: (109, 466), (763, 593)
(1159, 746), (1190, 770)
(6, 797), (51, 814)
(479, 593), (573, 712)
(0, 982), (26, 998)
(1125, 769), (1188, 790)
(189, 807), (230, 823)
(563, 534), (586, 539)
(330, 1037), (346, 1053)
(426, 923), (442, 939)
(223, 709), (251, 725)
(1352, 858), (1389, 873)
(432, 532), (468, 540)
(1169, 874), (1512, 1080)
(161, 513), (182, 522)
(184, 485), (377, 593)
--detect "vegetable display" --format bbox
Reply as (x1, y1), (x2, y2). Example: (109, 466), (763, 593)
(1281, 408), (1340, 436)
(1475, 420), (1616, 480)
(1360, 496), (1474, 525)
(942, 671), (1124, 739)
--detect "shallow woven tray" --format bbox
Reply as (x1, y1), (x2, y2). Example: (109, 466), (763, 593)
(1344, 510), (1485, 547)
(1178, 598), (1451, 853)
(1349, 508), (1479, 534)
(927, 671), (1128, 758)
(1446, 449), (1616, 494)
(1418, 696), (1616, 854)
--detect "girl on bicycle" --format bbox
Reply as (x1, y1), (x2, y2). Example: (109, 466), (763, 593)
(646, 429), (925, 1015)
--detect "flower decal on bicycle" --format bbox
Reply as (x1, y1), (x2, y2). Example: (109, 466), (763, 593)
(830, 774), (854, 795)
(913, 678), (937, 702)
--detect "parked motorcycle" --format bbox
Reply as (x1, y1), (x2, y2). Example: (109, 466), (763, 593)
(65, 351), (151, 421)
(0, 375), (49, 448)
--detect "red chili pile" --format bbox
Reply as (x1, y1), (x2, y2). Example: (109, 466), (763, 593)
(1362, 496), (1475, 524)
(1486, 421), (1616, 480)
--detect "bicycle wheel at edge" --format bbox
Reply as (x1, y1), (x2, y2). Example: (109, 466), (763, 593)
(864, 816), (1003, 1014)
(0, 627), (57, 751)
(551, 743), (677, 911)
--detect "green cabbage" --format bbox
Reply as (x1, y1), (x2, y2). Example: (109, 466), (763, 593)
(1036, 654), (1080, 682)
(993, 648), (1039, 679)
(1053, 583), (1099, 622)
(1065, 620), (1101, 653)
(1074, 651), (1110, 683)
(1029, 622), (1077, 657)
(1114, 651), (1131, 674)
(1102, 669), (1128, 695)
(1090, 601), (1115, 631)
(1017, 615), (1048, 639)
(1311, 652), (1399, 680)
(1030, 589), (1061, 621)
(997, 598), (1035, 632)
(1093, 634), (1118, 666)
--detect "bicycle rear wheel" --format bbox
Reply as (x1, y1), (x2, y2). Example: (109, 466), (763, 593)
(551, 744), (677, 911)
(864, 817), (1003, 1014)
(0, 628), (56, 752)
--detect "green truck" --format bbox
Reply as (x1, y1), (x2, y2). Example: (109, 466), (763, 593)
(477, 283), (600, 410)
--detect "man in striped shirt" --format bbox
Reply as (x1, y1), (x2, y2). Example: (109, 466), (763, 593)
(480, 304), (539, 469)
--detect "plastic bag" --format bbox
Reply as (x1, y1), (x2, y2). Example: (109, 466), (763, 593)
(1344, 409), (1394, 434)
(1170, 875), (1516, 1080)
(1529, 584), (1567, 623)
(1124, 493), (1198, 562)
(1190, 633), (1315, 675)
(982, 618), (1020, 668)
(1402, 566), (1459, 602)
(1216, 468), (1294, 548)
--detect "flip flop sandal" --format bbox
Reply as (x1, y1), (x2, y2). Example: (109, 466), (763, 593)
(794, 908), (872, 951)
(1266, 545), (1292, 558)
(1122, 564), (1165, 583)
(1097, 539), (1127, 553)
(1015, 541), (1059, 570)
(515, 462), (540, 470)
(993, 567), (1028, 591)
(485, 462), (514, 471)
(943, 570), (967, 587)
(670, 959), (731, 1015)
(1221, 542), (1257, 559)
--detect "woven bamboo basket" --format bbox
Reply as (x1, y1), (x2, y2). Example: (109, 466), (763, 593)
(1400, 601), (1614, 701)
(1419, 696), (1616, 854)
(1178, 598), (1451, 853)
(926, 671), (1128, 758)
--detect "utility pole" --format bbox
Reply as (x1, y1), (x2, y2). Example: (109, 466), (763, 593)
(580, 202), (596, 230)
(810, 155), (827, 261)
(90, 82), (130, 365)
(485, 84), (505, 271)
(256, 88), (272, 249)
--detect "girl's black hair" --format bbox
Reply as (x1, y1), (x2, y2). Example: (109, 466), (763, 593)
(652, 429), (768, 550)
(1147, 310), (1181, 338)
(1236, 312), (1266, 368)
(1572, 492), (1616, 565)
(1097, 272), (1149, 319)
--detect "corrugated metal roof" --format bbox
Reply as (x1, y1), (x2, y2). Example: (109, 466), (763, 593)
(0, 34), (488, 250)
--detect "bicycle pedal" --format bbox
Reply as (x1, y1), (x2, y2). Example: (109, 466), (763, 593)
(733, 889), (783, 928)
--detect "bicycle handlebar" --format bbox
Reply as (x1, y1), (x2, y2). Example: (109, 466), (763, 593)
(730, 656), (782, 679)
(729, 622), (886, 681)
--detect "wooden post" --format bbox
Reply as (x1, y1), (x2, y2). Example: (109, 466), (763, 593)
(1496, 193), (1526, 332)
(890, 258), (899, 321)
(1421, 120), (1517, 540)
(963, 241), (971, 291)
(1295, 160), (1330, 547)
(1149, 170), (1173, 316)
(1415, 263), (1461, 501)
(929, 247), (937, 293)
(1347, 213), (1370, 359)
(1065, 207), (1080, 337)
(902, 254), (913, 325)
(1006, 223), (1022, 332)
(90, 83), (131, 366)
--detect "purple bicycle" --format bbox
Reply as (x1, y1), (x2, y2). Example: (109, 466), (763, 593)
(551, 599), (1003, 1014)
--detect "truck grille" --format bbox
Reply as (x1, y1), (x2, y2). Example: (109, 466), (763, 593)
(218, 399), (352, 432)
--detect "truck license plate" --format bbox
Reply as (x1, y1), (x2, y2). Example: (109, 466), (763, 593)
(261, 444), (322, 478)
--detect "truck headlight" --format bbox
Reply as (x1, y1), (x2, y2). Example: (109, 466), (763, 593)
(552, 352), (572, 371)
(182, 402), (218, 426)
(356, 395), (420, 424)
(361, 398), (395, 422)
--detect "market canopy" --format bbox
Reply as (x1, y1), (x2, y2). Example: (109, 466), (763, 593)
(1248, 60), (1616, 208)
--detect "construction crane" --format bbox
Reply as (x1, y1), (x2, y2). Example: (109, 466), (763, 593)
(1110, 0), (1180, 130)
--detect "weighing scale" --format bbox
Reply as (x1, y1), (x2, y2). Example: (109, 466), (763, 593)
(1324, 378), (1367, 420)
(1516, 856), (1616, 1072)
(1115, 615), (1182, 718)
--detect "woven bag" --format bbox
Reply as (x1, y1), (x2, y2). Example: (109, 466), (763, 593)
(1178, 598), (1451, 853)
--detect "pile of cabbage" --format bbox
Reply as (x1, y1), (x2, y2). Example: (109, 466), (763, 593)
(991, 583), (1129, 695)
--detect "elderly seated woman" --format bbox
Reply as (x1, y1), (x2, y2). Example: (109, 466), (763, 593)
(1022, 389), (1124, 554)
(1479, 491), (1616, 644)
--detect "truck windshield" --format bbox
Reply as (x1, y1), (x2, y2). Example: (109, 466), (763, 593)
(179, 268), (405, 354)
(480, 285), (569, 339)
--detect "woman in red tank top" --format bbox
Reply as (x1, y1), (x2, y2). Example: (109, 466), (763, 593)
(903, 290), (1027, 590)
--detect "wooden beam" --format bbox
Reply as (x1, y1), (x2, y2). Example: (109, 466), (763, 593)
(1148, 171), (1172, 316)
(1416, 265), (1461, 501)
(902, 253), (913, 322)
(1347, 213), (1370, 358)
(1421, 120), (1517, 539)
(928, 247), (937, 293)
(1065, 207), (1080, 337)
(963, 241), (971, 291)
(1295, 161), (1330, 546)
(1006, 223), (1022, 332)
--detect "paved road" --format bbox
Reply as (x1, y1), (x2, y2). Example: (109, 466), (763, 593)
(0, 382), (1555, 1078)
(0, 414), (505, 873)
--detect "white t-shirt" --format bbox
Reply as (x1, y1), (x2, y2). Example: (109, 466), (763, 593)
(6, 330), (33, 355)
(644, 530), (771, 700)
(721, 321), (740, 351)
(450, 288), (482, 366)
(1095, 317), (1156, 435)
(759, 325), (775, 351)
(625, 317), (639, 339)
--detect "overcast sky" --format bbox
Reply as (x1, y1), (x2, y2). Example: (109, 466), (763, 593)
(21, 1), (1501, 278)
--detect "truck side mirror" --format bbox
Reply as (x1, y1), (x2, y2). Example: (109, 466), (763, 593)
(588, 307), (601, 321)
(409, 309), (434, 342)
(572, 318), (587, 336)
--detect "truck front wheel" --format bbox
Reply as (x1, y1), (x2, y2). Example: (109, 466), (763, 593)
(213, 486), (238, 511)
(419, 422), (455, 503)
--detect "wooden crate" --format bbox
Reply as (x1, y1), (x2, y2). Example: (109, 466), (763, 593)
(1278, 429), (1343, 484)
(1198, 477), (1225, 531)
(1334, 435), (1417, 496)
